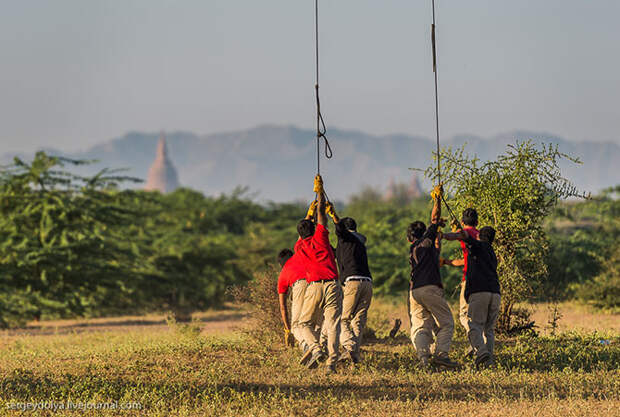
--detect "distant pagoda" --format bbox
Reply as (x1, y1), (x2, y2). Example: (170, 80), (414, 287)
(144, 132), (180, 193)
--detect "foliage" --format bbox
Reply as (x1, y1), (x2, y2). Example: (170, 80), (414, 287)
(423, 141), (587, 330)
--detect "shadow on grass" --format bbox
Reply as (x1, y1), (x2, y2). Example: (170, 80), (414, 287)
(10, 312), (246, 337)
(1, 369), (614, 404)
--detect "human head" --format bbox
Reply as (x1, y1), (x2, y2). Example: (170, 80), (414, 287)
(297, 219), (315, 239)
(462, 208), (479, 227)
(277, 248), (294, 267)
(341, 217), (357, 231)
(479, 226), (496, 244)
(407, 221), (426, 242)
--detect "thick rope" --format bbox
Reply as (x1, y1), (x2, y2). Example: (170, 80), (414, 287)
(314, 0), (332, 176)
(431, 0), (461, 230)
(431, 0), (441, 185)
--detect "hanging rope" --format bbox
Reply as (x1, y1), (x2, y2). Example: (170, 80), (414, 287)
(314, 0), (332, 176)
(431, 0), (441, 186)
(430, 0), (461, 229)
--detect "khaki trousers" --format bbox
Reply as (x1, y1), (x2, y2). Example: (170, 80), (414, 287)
(409, 284), (454, 359)
(299, 280), (343, 366)
(466, 292), (501, 359)
(340, 280), (373, 354)
(289, 279), (308, 344)
(459, 281), (469, 332)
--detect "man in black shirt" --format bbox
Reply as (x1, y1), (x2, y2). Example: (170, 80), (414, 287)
(334, 216), (373, 364)
(407, 185), (457, 368)
(449, 226), (501, 368)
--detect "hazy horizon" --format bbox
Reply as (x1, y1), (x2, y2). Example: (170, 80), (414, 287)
(1, 1), (619, 153)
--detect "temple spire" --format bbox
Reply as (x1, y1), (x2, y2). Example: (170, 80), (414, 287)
(144, 131), (181, 193)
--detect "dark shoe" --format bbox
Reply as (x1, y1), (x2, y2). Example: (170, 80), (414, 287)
(318, 351), (327, 363)
(465, 346), (474, 359)
(432, 353), (459, 369)
(306, 351), (323, 369)
(475, 352), (491, 369)
(340, 348), (361, 364)
(299, 346), (313, 366)
(325, 363), (337, 375)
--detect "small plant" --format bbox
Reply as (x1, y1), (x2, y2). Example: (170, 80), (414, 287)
(546, 303), (563, 336)
(228, 267), (281, 343)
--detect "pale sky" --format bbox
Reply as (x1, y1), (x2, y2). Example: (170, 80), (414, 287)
(1, 0), (619, 153)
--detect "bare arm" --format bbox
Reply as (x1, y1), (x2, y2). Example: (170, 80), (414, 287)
(278, 293), (290, 331)
(430, 188), (441, 224)
(443, 230), (468, 241)
(317, 191), (327, 227)
(443, 258), (465, 267)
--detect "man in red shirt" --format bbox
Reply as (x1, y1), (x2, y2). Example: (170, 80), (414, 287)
(296, 177), (342, 373)
(442, 208), (480, 332)
(277, 248), (310, 356)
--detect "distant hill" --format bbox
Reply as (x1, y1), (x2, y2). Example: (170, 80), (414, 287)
(2, 126), (618, 202)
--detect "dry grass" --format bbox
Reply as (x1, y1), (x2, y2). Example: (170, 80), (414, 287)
(0, 299), (618, 416)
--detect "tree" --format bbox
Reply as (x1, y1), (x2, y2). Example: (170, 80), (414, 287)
(0, 152), (143, 326)
(425, 141), (587, 331)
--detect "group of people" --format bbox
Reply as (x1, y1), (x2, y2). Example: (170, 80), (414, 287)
(276, 175), (501, 373)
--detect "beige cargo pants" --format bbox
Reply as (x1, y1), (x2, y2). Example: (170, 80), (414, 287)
(340, 280), (373, 354)
(459, 281), (469, 332)
(466, 292), (501, 359)
(298, 280), (343, 366)
(289, 279), (308, 344)
(409, 284), (454, 359)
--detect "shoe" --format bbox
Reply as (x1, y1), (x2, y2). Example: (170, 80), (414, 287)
(348, 349), (361, 364)
(340, 348), (361, 364)
(418, 356), (430, 369)
(306, 351), (323, 369)
(465, 346), (474, 359)
(318, 351), (328, 363)
(475, 352), (491, 369)
(325, 363), (337, 375)
(432, 353), (459, 369)
(299, 346), (313, 366)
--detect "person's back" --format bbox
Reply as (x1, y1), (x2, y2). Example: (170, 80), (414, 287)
(409, 223), (442, 289)
(464, 238), (500, 301)
(334, 217), (372, 363)
(335, 220), (371, 283)
(297, 223), (338, 282)
(461, 226), (501, 368)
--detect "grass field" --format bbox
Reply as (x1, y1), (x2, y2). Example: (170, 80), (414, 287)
(0, 299), (618, 416)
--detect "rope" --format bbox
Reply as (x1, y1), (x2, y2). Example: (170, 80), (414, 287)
(314, 0), (332, 176)
(430, 0), (461, 230)
(431, 0), (441, 185)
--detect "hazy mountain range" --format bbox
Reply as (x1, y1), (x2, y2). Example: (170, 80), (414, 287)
(2, 125), (618, 202)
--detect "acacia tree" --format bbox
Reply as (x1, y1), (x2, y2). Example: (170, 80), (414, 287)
(0, 152), (144, 327)
(425, 141), (587, 331)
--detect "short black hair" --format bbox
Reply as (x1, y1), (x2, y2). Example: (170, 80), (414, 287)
(407, 221), (426, 242)
(277, 248), (294, 267)
(479, 226), (496, 244)
(341, 217), (357, 231)
(462, 208), (479, 227)
(297, 219), (315, 239)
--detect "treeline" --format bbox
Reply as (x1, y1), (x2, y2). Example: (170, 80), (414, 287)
(0, 152), (617, 328)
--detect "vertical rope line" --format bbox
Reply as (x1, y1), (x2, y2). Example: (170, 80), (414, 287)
(431, 0), (441, 185)
(315, 0), (321, 175)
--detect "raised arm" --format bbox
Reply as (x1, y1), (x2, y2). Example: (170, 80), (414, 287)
(317, 190), (328, 227)
(430, 184), (442, 224)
